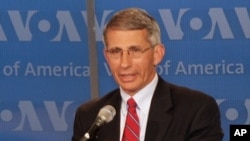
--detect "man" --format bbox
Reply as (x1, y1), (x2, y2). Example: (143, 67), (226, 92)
(72, 8), (224, 141)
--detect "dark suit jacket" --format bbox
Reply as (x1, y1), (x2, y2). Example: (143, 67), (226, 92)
(72, 76), (224, 141)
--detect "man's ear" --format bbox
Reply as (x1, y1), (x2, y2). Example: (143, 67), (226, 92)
(153, 44), (165, 66)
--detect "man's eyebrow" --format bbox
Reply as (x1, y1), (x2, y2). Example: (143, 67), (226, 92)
(128, 45), (141, 49)
(107, 46), (121, 49)
(108, 45), (142, 49)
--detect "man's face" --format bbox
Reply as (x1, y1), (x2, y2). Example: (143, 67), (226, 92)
(104, 29), (164, 95)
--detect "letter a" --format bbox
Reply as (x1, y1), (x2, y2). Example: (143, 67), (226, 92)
(234, 129), (241, 136)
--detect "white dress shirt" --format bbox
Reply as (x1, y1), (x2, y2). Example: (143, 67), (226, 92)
(120, 74), (158, 141)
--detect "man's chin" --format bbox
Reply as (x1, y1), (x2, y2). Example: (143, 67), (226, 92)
(120, 85), (138, 95)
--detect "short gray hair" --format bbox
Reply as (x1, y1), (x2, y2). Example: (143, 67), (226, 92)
(103, 8), (161, 47)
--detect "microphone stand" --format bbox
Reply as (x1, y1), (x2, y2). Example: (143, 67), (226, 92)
(79, 118), (103, 141)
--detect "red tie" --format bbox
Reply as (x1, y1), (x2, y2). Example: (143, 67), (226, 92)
(122, 98), (140, 141)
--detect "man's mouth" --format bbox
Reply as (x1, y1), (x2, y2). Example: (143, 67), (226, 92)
(119, 73), (136, 82)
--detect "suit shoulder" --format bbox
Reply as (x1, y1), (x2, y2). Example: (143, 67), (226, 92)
(76, 88), (120, 113)
(162, 82), (220, 117)
(166, 82), (216, 106)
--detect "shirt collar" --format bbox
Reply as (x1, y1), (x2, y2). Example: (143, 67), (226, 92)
(120, 74), (158, 113)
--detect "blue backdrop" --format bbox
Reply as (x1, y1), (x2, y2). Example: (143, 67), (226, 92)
(0, 0), (249, 141)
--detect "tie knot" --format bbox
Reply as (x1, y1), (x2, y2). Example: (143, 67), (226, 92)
(127, 98), (137, 108)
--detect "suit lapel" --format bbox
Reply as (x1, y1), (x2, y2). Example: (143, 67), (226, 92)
(145, 77), (174, 141)
(97, 76), (174, 141)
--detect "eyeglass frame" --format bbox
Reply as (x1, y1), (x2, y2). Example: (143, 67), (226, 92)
(105, 46), (155, 59)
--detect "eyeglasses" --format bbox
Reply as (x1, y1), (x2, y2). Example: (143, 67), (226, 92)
(105, 46), (153, 59)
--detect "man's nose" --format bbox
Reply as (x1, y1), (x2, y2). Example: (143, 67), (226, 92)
(120, 50), (132, 68)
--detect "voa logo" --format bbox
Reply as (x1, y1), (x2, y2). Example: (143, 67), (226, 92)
(0, 11), (88, 42)
(1, 99), (250, 132)
(0, 7), (249, 42)
(217, 99), (250, 124)
(0, 100), (77, 131)
(158, 7), (250, 40)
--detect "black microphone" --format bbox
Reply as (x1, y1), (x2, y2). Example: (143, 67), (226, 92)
(79, 105), (116, 141)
